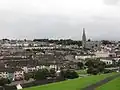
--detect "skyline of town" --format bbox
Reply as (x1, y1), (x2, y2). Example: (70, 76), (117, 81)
(0, 28), (119, 41)
(0, 0), (120, 90)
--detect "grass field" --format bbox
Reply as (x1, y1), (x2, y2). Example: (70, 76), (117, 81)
(96, 75), (120, 90)
(23, 73), (118, 90)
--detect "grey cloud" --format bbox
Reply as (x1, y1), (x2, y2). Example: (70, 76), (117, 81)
(81, 16), (120, 40)
(0, 10), (81, 39)
(0, 8), (120, 40)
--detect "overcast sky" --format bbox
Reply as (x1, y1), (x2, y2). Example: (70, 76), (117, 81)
(0, 0), (120, 40)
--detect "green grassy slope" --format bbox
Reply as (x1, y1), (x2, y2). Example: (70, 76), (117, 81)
(23, 73), (117, 90)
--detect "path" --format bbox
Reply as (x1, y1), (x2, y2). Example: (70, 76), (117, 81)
(82, 73), (120, 90)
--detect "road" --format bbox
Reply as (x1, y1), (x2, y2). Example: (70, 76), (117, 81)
(82, 73), (120, 90)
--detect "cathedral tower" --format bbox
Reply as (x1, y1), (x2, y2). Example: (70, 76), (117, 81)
(82, 28), (86, 49)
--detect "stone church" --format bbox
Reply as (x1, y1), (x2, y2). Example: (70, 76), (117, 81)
(82, 28), (101, 50)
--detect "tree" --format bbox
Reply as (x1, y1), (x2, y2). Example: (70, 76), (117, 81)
(77, 62), (84, 69)
(33, 39), (82, 46)
(87, 67), (99, 75)
(87, 67), (94, 74)
(24, 73), (34, 81)
(103, 69), (113, 74)
(85, 59), (94, 68)
(0, 78), (11, 86)
(68, 71), (79, 79)
(85, 59), (106, 75)
(98, 61), (106, 72)
(49, 68), (56, 78)
(88, 39), (91, 42)
(26, 49), (31, 52)
(117, 60), (120, 66)
(60, 69), (79, 79)
(92, 68), (99, 75)
(34, 69), (49, 80)
(117, 60), (120, 71)
(0, 78), (11, 90)
(101, 40), (112, 45)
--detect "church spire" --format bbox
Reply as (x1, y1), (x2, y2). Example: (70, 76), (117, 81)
(82, 28), (86, 48)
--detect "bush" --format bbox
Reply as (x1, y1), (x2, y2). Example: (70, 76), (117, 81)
(77, 62), (84, 69)
(49, 68), (56, 78)
(92, 68), (99, 75)
(68, 71), (79, 79)
(0, 78), (11, 86)
(87, 67), (99, 75)
(87, 67), (93, 74)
